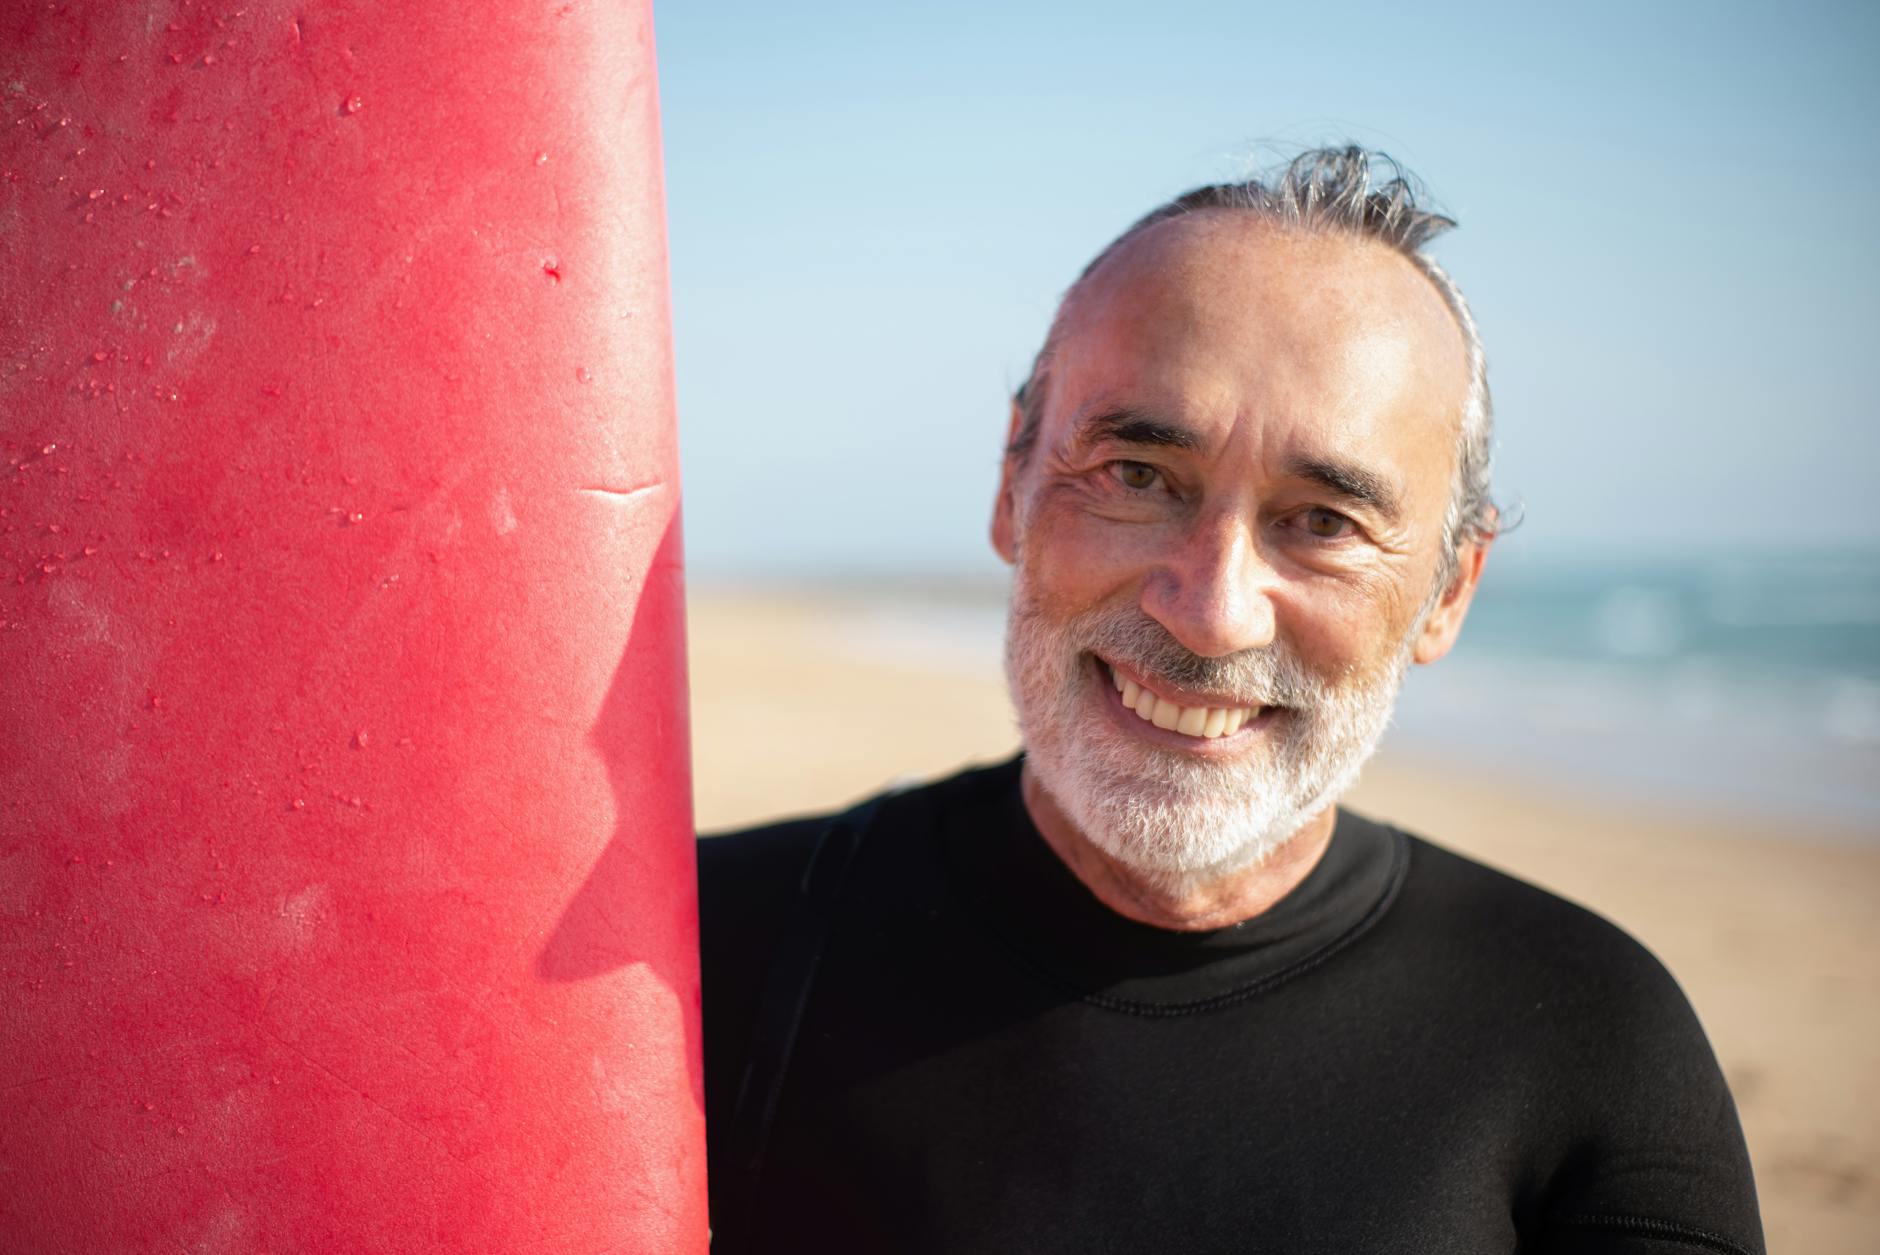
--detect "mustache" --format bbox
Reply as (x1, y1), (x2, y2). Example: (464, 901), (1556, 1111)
(1072, 609), (1327, 709)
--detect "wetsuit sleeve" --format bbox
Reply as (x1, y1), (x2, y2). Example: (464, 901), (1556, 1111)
(1528, 950), (1765, 1255)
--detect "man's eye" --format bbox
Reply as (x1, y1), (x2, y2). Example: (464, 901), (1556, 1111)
(1110, 461), (1164, 492)
(1301, 507), (1353, 539)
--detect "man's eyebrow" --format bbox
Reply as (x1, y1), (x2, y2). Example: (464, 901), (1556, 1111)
(1285, 455), (1403, 520)
(1072, 409), (1204, 452)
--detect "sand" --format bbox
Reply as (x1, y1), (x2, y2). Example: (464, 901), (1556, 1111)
(688, 588), (1880, 1254)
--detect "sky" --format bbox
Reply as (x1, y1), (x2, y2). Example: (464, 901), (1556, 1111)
(655, 0), (1880, 581)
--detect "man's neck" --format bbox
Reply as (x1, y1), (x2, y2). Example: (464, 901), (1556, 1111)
(1019, 763), (1339, 932)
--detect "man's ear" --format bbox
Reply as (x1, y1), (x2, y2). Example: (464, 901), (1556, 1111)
(1412, 535), (1490, 665)
(990, 398), (1023, 565)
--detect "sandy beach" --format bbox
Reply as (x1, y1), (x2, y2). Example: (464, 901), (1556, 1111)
(689, 587), (1880, 1254)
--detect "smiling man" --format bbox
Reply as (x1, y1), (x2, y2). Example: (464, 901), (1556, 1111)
(698, 149), (1763, 1254)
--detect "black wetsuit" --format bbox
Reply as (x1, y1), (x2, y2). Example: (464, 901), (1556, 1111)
(698, 757), (1762, 1254)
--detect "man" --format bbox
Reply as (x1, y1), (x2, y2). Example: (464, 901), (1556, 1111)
(698, 148), (1763, 1253)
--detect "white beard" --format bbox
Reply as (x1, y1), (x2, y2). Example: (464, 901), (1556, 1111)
(1003, 572), (1419, 894)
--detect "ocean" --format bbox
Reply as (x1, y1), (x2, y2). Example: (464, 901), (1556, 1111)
(1391, 550), (1880, 832)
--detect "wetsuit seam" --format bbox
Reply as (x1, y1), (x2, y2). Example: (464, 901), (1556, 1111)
(1545, 1211), (1755, 1255)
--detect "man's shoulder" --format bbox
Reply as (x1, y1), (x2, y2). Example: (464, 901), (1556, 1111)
(697, 758), (1018, 922)
(1374, 817), (1704, 1033)
(700, 759), (1015, 873)
(1391, 824), (1657, 956)
(693, 758), (1021, 1149)
(1370, 822), (1759, 1247)
(697, 812), (828, 891)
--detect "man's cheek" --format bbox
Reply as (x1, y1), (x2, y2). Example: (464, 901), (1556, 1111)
(1026, 509), (1161, 596)
(1277, 578), (1401, 671)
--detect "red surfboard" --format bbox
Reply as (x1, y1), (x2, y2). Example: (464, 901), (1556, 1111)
(1, 2), (705, 1249)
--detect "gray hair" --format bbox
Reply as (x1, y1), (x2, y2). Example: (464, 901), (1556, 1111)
(1009, 146), (1498, 580)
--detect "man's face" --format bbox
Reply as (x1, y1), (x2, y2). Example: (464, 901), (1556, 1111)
(993, 213), (1483, 884)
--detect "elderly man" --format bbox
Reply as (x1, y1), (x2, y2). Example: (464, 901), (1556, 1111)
(698, 148), (1763, 1254)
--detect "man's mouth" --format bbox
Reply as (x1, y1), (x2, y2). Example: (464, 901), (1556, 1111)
(1101, 660), (1262, 740)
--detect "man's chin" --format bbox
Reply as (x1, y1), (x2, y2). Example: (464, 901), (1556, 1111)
(1028, 743), (1309, 885)
(1101, 799), (1304, 883)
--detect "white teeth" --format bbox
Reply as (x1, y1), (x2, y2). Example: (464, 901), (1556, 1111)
(1109, 664), (1257, 740)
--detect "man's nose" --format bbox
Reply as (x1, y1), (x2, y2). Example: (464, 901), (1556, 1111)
(1139, 514), (1277, 659)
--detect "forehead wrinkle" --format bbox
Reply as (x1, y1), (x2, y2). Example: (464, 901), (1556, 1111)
(1074, 213), (1469, 400)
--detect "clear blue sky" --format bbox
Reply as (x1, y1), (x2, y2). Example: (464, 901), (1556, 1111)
(656, 0), (1880, 579)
